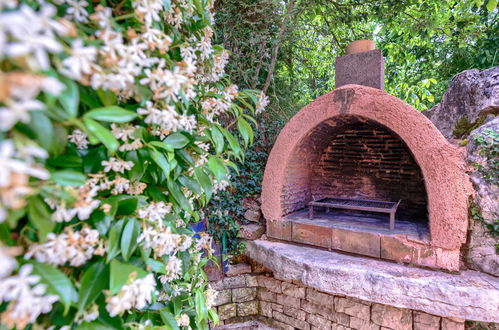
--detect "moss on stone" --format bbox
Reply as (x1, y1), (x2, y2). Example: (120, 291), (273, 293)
(453, 115), (486, 138)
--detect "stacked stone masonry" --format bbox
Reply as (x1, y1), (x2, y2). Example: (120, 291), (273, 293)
(210, 270), (486, 330)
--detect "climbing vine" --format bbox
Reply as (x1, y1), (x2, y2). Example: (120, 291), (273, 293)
(0, 0), (266, 328)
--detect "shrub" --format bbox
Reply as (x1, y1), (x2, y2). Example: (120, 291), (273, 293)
(0, 0), (265, 328)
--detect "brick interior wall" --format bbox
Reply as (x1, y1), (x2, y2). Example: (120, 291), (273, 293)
(282, 116), (428, 223)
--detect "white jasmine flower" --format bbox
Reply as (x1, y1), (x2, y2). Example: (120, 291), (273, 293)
(2, 4), (65, 69)
(133, 0), (163, 26)
(105, 273), (156, 317)
(25, 226), (103, 267)
(0, 140), (49, 188)
(0, 264), (58, 329)
(0, 99), (44, 131)
(0, 245), (19, 279)
(69, 129), (90, 149)
(204, 285), (217, 309)
(101, 157), (134, 173)
(177, 313), (190, 327)
(159, 255), (182, 283)
(60, 39), (97, 80)
(255, 92), (269, 114)
(137, 201), (172, 223)
(138, 224), (180, 258)
(65, 0), (89, 23)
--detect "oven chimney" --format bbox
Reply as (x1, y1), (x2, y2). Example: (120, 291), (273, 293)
(335, 40), (385, 90)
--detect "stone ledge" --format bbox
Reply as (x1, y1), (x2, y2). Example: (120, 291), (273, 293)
(246, 239), (499, 323)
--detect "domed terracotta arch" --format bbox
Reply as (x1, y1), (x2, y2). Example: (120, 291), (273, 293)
(261, 85), (473, 269)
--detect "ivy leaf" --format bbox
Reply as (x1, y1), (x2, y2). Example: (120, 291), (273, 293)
(51, 170), (86, 186)
(84, 106), (137, 123)
(27, 196), (55, 242)
(29, 261), (78, 315)
(109, 259), (147, 295)
(120, 217), (140, 262)
(164, 132), (190, 149)
(78, 261), (109, 313)
(84, 118), (119, 152)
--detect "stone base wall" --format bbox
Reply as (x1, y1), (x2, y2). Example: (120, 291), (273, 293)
(209, 263), (493, 330)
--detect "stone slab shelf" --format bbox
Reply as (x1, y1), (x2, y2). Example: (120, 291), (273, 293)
(246, 239), (499, 323)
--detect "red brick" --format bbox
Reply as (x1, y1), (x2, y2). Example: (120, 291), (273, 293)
(292, 222), (332, 248)
(331, 228), (380, 258)
(267, 220), (292, 240)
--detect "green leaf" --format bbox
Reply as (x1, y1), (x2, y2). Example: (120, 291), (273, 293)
(195, 289), (207, 322)
(27, 196), (55, 242)
(47, 155), (82, 168)
(208, 157), (227, 181)
(76, 321), (116, 330)
(237, 117), (253, 146)
(149, 148), (171, 176)
(486, 0), (497, 11)
(107, 219), (124, 262)
(208, 308), (219, 324)
(109, 259), (147, 295)
(50, 125), (68, 156)
(146, 259), (166, 274)
(194, 167), (212, 199)
(59, 77), (79, 117)
(78, 261), (109, 313)
(30, 111), (54, 150)
(210, 126), (224, 154)
(85, 106), (137, 123)
(51, 170), (86, 186)
(167, 179), (192, 212)
(29, 261), (78, 314)
(164, 132), (190, 149)
(160, 309), (180, 330)
(84, 118), (119, 152)
(120, 218), (140, 262)
(116, 196), (138, 216)
(221, 128), (241, 156)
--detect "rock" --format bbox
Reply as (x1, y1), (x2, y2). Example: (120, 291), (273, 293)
(334, 297), (370, 320)
(232, 287), (257, 303)
(441, 317), (465, 330)
(281, 282), (306, 299)
(236, 301), (259, 316)
(466, 118), (499, 276)
(243, 209), (262, 223)
(214, 289), (232, 306)
(349, 317), (380, 330)
(306, 313), (331, 330)
(371, 304), (412, 330)
(218, 303), (237, 320)
(413, 311), (441, 330)
(240, 223), (265, 240)
(424, 66), (498, 139)
(273, 311), (310, 330)
(226, 263), (252, 277)
(246, 240), (499, 323)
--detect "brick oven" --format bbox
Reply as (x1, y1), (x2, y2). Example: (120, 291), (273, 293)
(261, 44), (473, 271)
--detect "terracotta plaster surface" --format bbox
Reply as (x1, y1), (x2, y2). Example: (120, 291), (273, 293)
(262, 85), (473, 251)
(246, 240), (499, 323)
